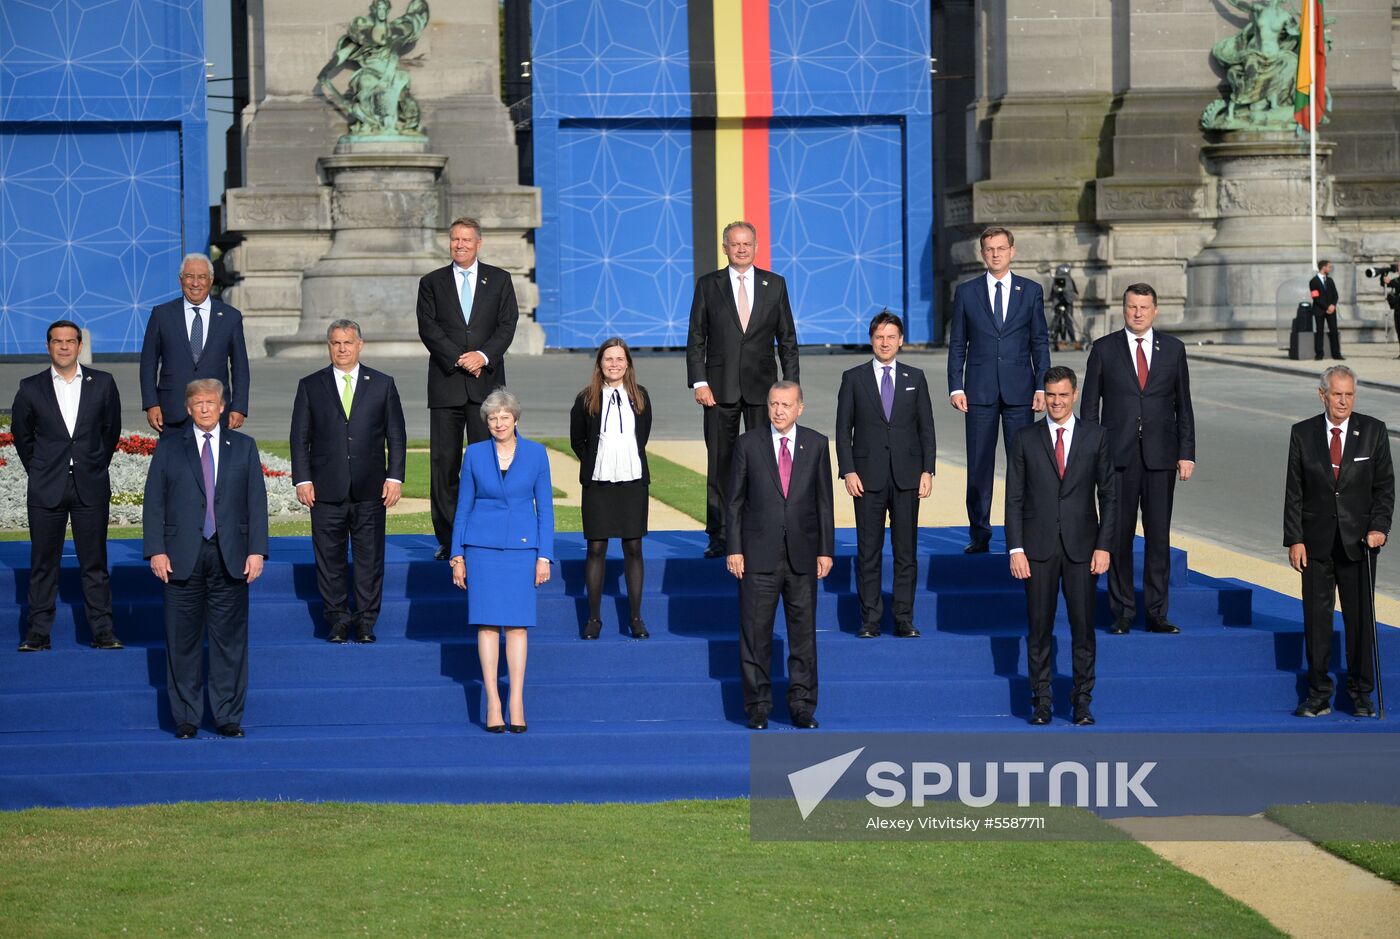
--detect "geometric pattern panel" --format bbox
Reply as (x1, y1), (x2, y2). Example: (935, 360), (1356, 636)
(542, 117), (904, 349)
(770, 117), (905, 345)
(0, 124), (182, 354)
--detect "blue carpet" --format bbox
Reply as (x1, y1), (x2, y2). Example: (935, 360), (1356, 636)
(0, 529), (1395, 809)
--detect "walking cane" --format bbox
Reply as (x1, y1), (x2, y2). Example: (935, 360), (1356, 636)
(1360, 539), (1385, 719)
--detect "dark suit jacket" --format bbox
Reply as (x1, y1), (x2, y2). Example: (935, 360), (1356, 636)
(289, 365), (408, 503)
(416, 262), (518, 408)
(1005, 419), (1118, 564)
(450, 437), (555, 557)
(835, 360), (936, 491)
(1284, 412), (1394, 562)
(1081, 329), (1196, 471)
(946, 273), (1049, 405)
(10, 367), (121, 508)
(139, 296), (250, 420)
(725, 426), (835, 574)
(142, 426), (270, 581)
(1310, 274), (1339, 315)
(685, 267), (799, 404)
(569, 386), (652, 486)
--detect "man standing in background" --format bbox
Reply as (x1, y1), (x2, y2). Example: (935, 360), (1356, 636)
(1310, 260), (1342, 361)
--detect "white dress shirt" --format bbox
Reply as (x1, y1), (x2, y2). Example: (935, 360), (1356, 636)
(1009, 414), (1075, 556)
(183, 301), (209, 342)
(453, 261), (490, 366)
(592, 385), (644, 483)
(692, 265), (755, 390)
(51, 366), (83, 439)
(986, 270), (1013, 321)
(1126, 327), (1155, 370)
(771, 425), (798, 465)
(872, 357), (898, 384)
(1326, 415), (1351, 477)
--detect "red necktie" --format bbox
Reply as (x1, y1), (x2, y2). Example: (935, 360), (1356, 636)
(1135, 337), (1148, 391)
(779, 436), (792, 498)
(1055, 427), (1066, 479)
(1331, 427), (1342, 481)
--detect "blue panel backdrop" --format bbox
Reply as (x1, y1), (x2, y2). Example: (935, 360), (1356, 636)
(0, 0), (206, 354)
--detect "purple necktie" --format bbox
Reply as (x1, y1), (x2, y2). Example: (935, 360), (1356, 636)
(779, 436), (792, 498)
(201, 432), (216, 539)
(880, 365), (894, 421)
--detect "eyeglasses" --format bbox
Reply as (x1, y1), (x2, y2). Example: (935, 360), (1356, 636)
(181, 273), (212, 283)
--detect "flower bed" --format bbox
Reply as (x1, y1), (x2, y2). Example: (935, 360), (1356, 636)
(0, 431), (307, 530)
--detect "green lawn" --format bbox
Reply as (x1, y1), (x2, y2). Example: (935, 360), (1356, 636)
(1266, 803), (1400, 883)
(538, 436), (708, 524)
(0, 800), (1278, 937)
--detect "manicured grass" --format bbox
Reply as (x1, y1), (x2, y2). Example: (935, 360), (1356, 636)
(1266, 803), (1400, 883)
(0, 800), (1278, 937)
(538, 436), (708, 524)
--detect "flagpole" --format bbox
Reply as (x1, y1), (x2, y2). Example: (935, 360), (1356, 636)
(1309, 1), (1318, 272)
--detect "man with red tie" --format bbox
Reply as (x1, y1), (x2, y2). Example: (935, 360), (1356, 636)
(1081, 284), (1196, 635)
(1284, 366), (1393, 718)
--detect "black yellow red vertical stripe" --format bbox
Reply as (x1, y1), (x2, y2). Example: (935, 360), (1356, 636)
(688, 0), (772, 273)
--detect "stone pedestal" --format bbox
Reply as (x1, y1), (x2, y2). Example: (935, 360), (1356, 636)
(265, 141), (445, 357)
(1185, 134), (1338, 343)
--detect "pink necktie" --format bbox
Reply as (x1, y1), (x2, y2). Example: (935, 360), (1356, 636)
(779, 436), (792, 498)
(736, 274), (751, 333)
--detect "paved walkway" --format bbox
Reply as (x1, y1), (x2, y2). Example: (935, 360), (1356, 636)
(1190, 340), (1400, 394)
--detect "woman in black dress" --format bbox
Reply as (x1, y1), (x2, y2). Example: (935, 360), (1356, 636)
(570, 338), (652, 639)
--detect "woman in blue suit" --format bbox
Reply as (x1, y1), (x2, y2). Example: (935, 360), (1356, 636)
(449, 390), (554, 733)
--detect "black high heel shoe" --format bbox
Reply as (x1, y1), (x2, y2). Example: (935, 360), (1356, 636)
(629, 618), (650, 640)
(485, 723), (505, 733)
(507, 723), (527, 734)
(582, 618), (602, 640)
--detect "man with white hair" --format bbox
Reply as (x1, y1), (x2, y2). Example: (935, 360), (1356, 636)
(139, 253), (251, 434)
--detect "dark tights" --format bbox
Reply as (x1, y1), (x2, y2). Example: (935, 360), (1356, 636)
(585, 538), (644, 621)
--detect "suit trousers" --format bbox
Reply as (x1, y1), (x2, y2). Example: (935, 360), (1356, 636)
(164, 536), (249, 727)
(965, 401), (1033, 544)
(1025, 549), (1097, 705)
(1109, 453), (1176, 624)
(430, 404), (489, 548)
(311, 498), (387, 632)
(853, 483), (920, 628)
(1312, 310), (1342, 359)
(1301, 531), (1376, 698)
(703, 400), (767, 542)
(739, 558), (819, 717)
(26, 471), (113, 639)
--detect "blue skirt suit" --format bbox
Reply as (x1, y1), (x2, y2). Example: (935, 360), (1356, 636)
(450, 435), (556, 627)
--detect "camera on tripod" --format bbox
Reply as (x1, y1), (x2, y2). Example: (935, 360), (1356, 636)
(1048, 263), (1080, 350)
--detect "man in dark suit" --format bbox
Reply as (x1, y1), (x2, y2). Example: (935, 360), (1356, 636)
(725, 381), (834, 730)
(1081, 283), (1196, 635)
(687, 221), (800, 557)
(1006, 366), (1117, 727)
(10, 320), (123, 652)
(139, 253), (250, 434)
(290, 319), (407, 644)
(416, 216), (519, 560)
(946, 226), (1050, 554)
(835, 310), (936, 639)
(1284, 365), (1393, 718)
(144, 379), (269, 739)
(1309, 259), (1343, 361)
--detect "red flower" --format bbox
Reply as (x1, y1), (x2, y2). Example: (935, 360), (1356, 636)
(0, 432), (13, 447)
(261, 463), (289, 478)
(116, 434), (158, 456)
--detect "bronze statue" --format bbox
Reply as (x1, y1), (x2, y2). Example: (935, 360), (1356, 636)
(319, 0), (430, 138)
(1202, 0), (1302, 131)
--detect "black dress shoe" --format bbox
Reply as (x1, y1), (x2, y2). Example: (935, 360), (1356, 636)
(434, 545), (450, 561)
(327, 625), (349, 644)
(507, 723), (527, 734)
(1145, 620), (1180, 635)
(963, 541), (990, 554)
(1350, 692), (1377, 718)
(1072, 703), (1095, 726)
(90, 632), (124, 650)
(857, 623), (880, 639)
(175, 724), (198, 739)
(792, 713), (820, 729)
(1294, 695), (1331, 718)
(354, 627), (376, 644)
(17, 633), (50, 652)
(629, 618), (650, 640)
(894, 623), (921, 638)
(747, 714), (769, 730)
(703, 542), (726, 558)
(217, 723), (245, 738)
(581, 618), (602, 640)
(1109, 617), (1131, 635)
(1029, 703), (1052, 725)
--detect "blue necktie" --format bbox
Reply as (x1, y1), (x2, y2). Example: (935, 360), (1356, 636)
(880, 365), (893, 421)
(190, 306), (204, 361)
(459, 270), (473, 320)
(201, 433), (216, 539)
(994, 281), (1004, 324)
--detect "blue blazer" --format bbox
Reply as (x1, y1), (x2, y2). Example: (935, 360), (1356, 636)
(946, 273), (1050, 406)
(450, 436), (555, 560)
(142, 425), (270, 581)
(139, 296), (251, 421)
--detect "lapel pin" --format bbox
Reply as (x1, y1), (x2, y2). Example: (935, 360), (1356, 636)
(1353, 430), (1359, 436)
(480, 276), (488, 284)
(216, 310), (223, 317)
(761, 280), (769, 287)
